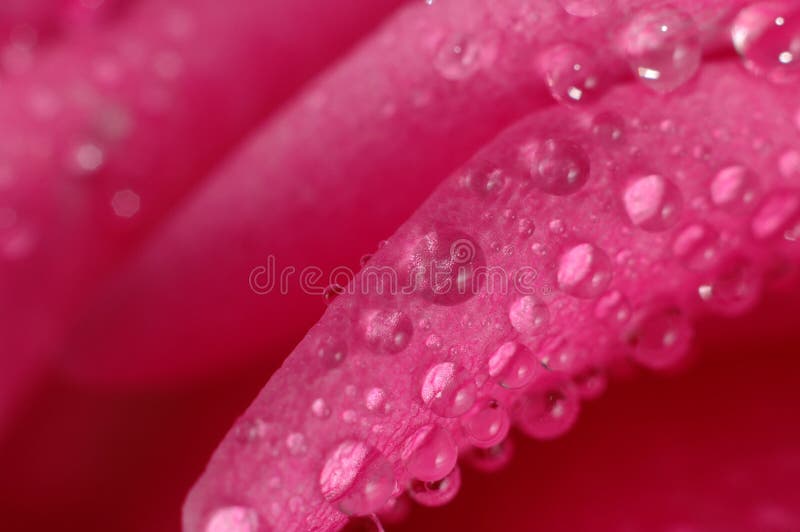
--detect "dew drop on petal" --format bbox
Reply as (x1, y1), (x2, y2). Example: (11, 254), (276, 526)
(363, 310), (413, 354)
(461, 399), (510, 448)
(557, 242), (613, 298)
(539, 43), (601, 104)
(698, 256), (762, 317)
(408, 466), (461, 507)
(315, 336), (347, 368)
(732, 2), (800, 83)
(672, 222), (721, 271)
(410, 229), (485, 305)
(508, 296), (550, 336)
(751, 190), (800, 240)
(434, 32), (498, 81)
(206, 506), (259, 532)
(528, 139), (591, 195)
(319, 441), (396, 516)
(420, 362), (477, 417)
(460, 161), (505, 196)
(594, 290), (631, 325)
(515, 373), (580, 440)
(623, 174), (683, 231)
(591, 111), (625, 145)
(401, 424), (458, 482)
(627, 305), (693, 370)
(620, 7), (701, 92)
(710, 165), (760, 212)
(487, 341), (544, 389)
(311, 398), (331, 419)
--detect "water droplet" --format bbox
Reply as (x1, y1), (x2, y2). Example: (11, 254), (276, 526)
(363, 310), (413, 354)
(206, 506), (259, 532)
(698, 257), (762, 316)
(594, 290), (631, 324)
(623, 174), (683, 231)
(591, 111), (625, 145)
(672, 223), (721, 271)
(73, 142), (104, 173)
(527, 138), (591, 195)
(627, 304), (693, 370)
(573, 366), (607, 400)
(732, 2), (800, 83)
(751, 190), (800, 239)
(111, 189), (140, 218)
(319, 441), (396, 516)
(401, 424), (458, 482)
(461, 399), (510, 448)
(365, 387), (386, 412)
(434, 33), (498, 81)
(515, 373), (580, 440)
(286, 432), (307, 456)
(557, 242), (613, 298)
(549, 219), (566, 234)
(517, 217), (536, 237)
(463, 439), (514, 473)
(410, 229), (485, 305)
(508, 296), (550, 336)
(408, 466), (461, 507)
(315, 336), (347, 368)
(323, 283), (346, 305)
(710, 165), (760, 212)
(488, 341), (544, 389)
(620, 7), (701, 92)
(420, 362), (477, 417)
(311, 398), (331, 418)
(460, 161), (505, 196)
(540, 43), (600, 104)
(557, 0), (608, 17)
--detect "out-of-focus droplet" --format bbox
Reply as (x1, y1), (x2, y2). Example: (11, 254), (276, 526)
(779, 149), (800, 178)
(365, 387), (386, 413)
(488, 341), (544, 389)
(111, 189), (140, 218)
(591, 111), (625, 145)
(732, 2), (800, 83)
(528, 139), (591, 195)
(363, 310), (413, 354)
(311, 397), (331, 419)
(620, 7), (701, 92)
(710, 165), (760, 212)
(315, 336), (347, 368)
(623, 174), (683, 231)
(573, 366), (607, 400)
(751, 190), (800, 240)
(540, 43), (600, 104)
(434, 32), (498, 81)
(286, 432), (308, 456)
(557, 0), (608, 18)
(319, 441), (395, 516)
(557, 242), (613, 298)
(594, 290), (631, 325)
(461, 399), (510, 448)
(421, 362), (477, 417)
(672, 222), (721, 271)
(627, 304), (693, 370)
(73, 142), (104, 173)
(508, 296), (550, 335)
(515, 373), (580, 440)
(401, 424), (458, 482)
(408, 466), (461, 507)
(410, 229), (485, 305)
(463, 439), (514, 473)
(460, 161), (505, 196)
(206, 506), (260, 532)
(698, 256), (762, 316)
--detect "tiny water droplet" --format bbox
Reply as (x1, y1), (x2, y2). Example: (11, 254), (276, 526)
(434, 33), (498, 81)
(527, 138), (591, 195)
(591, 111), (625, 145)
(420, 362), (477, 417)
(315, 336), (347, 368)
(286, 432), (308, 456)
(557, 242), (613, 298)
(365, 387), (386, 412)
(620, 7), (701, 92)
(401, 424), (458, 482)
(311, 398), (331, 418)
(623, 174), (683, 231)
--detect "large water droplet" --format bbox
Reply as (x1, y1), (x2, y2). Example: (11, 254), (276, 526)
(672, 223), (721, 271)
(623, 174), (683, 231)
(539, 43), (600, 104)
(732, 2), (800, 83)
(751, 190), (800, 240)
(420, 362), (477, 417)
(620, 7), (701, 92)
(508, 296), (550, 336)
(319, 441), (396, 516)
(487, 341), (544, 389)
(206, 506), (259, 532)
(515, 373), (580, 440)
(710, 165), (760, 213)
(408, 466), (461, 507)
(698, 257), (762, 317)
(557, 242), (613, 298)
(528, 139), (591, 195)
(401, 424), (458, 482)
(434, 33), (498, 81)
(627, 305), (693, 370)
(363, 310), (413, 354)
(557, 0), (608, 18)
(410, 229), (485, 305)
(461, 399), (510, 448)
